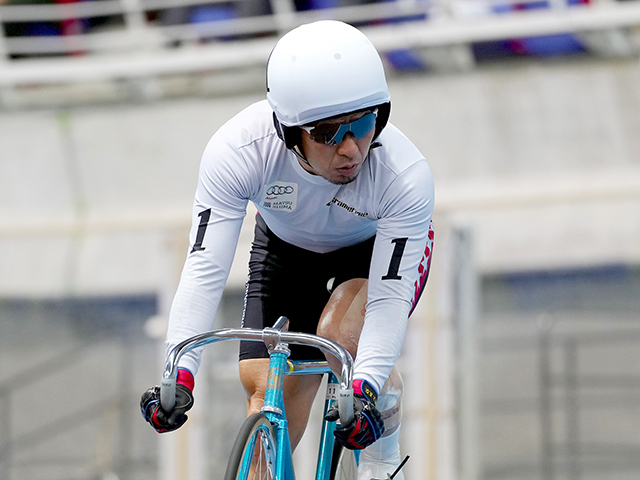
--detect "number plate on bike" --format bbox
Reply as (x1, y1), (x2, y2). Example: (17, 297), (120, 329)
(326, 382), (339, 400)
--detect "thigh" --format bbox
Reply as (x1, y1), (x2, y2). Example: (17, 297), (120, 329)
(317, 278), (368, 363)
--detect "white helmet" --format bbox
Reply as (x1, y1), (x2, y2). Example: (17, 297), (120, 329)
(267, 20), (390, 132)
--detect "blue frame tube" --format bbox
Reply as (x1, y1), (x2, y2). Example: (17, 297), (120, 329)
(263, 349), (288, 414)
(262, 349), (296, 480)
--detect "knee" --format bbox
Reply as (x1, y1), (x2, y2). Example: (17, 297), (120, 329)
(378, 368), (404, 434)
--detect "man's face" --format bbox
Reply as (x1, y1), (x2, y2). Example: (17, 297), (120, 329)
(297, 110), (376, 185)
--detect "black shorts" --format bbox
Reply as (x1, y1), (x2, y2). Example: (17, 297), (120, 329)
(239, 213), (375, 361)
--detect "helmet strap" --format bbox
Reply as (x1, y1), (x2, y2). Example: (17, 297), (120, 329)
(291, 145), (312, 167)
(272, 111), (313, 166)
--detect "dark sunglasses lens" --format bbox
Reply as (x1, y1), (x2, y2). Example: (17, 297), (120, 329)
(349, 113), (377, 138)
(307, 112), (377, 145)
(331, 113), (377, 145)
(308, 124), (340, 144)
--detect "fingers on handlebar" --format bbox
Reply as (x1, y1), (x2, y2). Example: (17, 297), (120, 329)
(141, 369), (195, 434)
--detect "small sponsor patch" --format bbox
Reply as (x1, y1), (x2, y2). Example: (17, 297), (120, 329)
(261, 181), (298, 211)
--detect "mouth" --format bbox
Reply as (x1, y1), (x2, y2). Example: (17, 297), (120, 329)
(336, 164), (358, 176)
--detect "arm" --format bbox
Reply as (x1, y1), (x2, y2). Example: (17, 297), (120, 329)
(324, 160), (435, 450)
(142, 129), (257, 432)
(356, 159), (435, 394)
(166, 205), (246, 374)
(165, 131), (257, 373)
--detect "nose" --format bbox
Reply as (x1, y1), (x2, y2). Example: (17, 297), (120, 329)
(335, 132), (359, 156)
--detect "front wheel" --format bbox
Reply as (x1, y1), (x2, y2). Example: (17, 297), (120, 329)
(225, 413), (277, 480)
(330, 442), (358, 480)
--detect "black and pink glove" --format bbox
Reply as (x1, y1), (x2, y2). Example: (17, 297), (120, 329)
(325, 379), (385, 450)
(140, 368), (195, 433)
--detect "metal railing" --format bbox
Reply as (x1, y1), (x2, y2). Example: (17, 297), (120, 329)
(1, 0), (639, 91)
(482, 320), (640, 480)
(0, 343), (134, 480)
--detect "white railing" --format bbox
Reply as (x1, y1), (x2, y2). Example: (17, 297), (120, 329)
(0, 0), (639, 90)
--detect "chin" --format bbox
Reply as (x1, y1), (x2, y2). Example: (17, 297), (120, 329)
(327, 174), (358, 185)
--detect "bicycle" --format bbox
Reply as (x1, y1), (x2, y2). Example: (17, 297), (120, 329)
(159, 315), (359, 480)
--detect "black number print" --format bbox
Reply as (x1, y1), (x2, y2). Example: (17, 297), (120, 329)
(190, 208), (211, 253)
(382, 237), (408, 280)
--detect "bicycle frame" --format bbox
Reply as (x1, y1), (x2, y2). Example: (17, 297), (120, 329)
(159, 316), (355, 480)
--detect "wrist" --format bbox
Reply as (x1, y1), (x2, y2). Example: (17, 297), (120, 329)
(353, 379), (377, 405)
(177, 368), (195, 392)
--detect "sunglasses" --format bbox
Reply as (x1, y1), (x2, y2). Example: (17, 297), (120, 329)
(300, 111), (377, 146)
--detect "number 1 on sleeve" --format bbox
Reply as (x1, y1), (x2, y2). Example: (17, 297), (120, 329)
(382, 237), (408, 280)
(190, 209), (211, 253)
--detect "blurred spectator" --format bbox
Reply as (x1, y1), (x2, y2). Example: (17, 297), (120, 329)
(474, 0), (588, 58)
(0, 0), (122, 57)
(159, 1), (276, 45)
(56, 0), (85, 36)
(294, 0), (377, 10)
(190, 3), (236, 42)
(3, 0), (61, 41)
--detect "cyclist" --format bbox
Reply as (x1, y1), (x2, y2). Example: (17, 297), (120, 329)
(141, 20), (434, 480)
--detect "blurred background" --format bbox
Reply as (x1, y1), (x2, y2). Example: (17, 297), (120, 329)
(1, 0), (639, 479)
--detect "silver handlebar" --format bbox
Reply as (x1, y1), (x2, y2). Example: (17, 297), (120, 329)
(160, 323), (354, 425)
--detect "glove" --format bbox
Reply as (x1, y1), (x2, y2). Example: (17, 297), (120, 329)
(140, 368), (195, 433)
(325, 379), (385, 450)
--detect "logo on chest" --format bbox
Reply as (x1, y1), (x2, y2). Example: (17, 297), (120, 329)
(326, 197), (368, 218)
(261, 181), (298, 211)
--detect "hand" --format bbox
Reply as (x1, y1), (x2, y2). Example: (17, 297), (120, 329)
(140, 368), (195, 433)
(325, 379), (385, 450)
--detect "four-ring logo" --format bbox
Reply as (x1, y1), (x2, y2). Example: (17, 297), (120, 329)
(262, 182), (297, 211)
(266, 185), (294, 196)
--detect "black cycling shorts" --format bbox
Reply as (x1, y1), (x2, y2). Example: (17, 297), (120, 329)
(239, 213), (375, 361)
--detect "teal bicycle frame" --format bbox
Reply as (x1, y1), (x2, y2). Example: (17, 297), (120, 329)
(160, 316), (355, 480)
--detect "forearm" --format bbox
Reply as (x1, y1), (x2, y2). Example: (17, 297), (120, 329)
(353, 298), (411, 394)
(165, 213), (245, 374)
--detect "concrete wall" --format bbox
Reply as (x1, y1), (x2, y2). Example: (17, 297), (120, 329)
(1, 56), (639, 298)
(1, 55), (639, 480)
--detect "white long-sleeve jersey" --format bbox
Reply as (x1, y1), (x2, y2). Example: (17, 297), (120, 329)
(166, 100), (434, 394)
